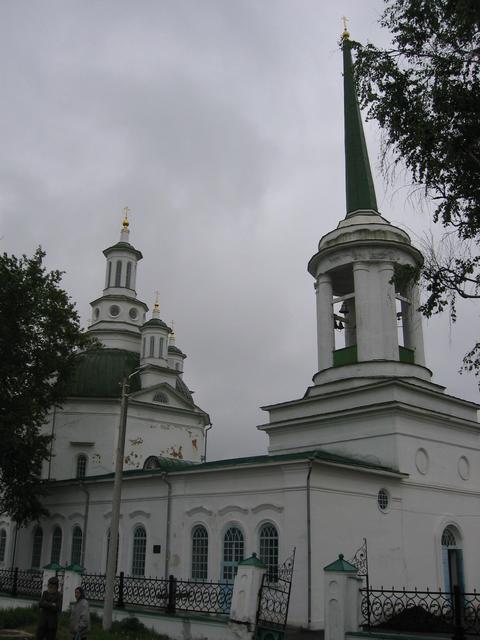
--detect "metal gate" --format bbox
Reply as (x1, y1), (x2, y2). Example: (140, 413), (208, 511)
(254, 548), (296, 640)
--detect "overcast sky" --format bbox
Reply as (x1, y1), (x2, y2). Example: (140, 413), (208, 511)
(1, 0), (478, 460)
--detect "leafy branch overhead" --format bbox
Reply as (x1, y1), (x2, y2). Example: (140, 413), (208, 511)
(0, 249), (97, 524)
(351, 0), (480, 376)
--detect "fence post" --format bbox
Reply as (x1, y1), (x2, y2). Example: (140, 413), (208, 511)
(117, 571), (124, 608)
(324, 554), (362, 640)
(166, 574), (176, 614)
(12, 567), (18, 597)
(453, 585), (465, 640)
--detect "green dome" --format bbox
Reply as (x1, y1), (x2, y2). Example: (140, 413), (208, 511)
(66, 348), (141, 398)
(143, 318), (171, 330)
(168, 344), (185, 357)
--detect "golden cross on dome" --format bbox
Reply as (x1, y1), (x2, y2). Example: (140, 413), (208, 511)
(342, 15), (350, 40)
(154, 291), (160, 311)
(122, 206), (130, 229)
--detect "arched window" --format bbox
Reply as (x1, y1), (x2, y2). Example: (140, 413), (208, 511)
(107, 261), (112, 287)
(125, 262), (132, 289)
(259, 523), (279, 582)
(441, 525), (464, 592)
(71, 526), (83, 566)
(0, 529), (6, 562)
(106, 529), (119, 573)
(76, 454), (87, 479)
(192, 526), (208, 580)
(114, 260), (122, 287)
(131, 526), (147, 576)
(149, 336), (155, 357)
(142, 338), (146, 358)
(159, 338), (165, 358)
(50, 526), (62, 565)
(31, 526), (43, 568)
(222, 526), (244, 582)
(144, 456), (161, 470)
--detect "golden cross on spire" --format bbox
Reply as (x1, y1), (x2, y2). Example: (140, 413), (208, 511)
(154, 290), (160, 311)
(170, 320), (175, 336)
(342, 15), (350, 40)
(122, 206), (130, 229)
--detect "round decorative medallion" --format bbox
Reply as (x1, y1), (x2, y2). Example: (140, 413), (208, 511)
(458, 456), (470, 481)
(94, 308), (100, 320)
(129, 308), (138, 320)
(109, 304), (120, 317)
(415, 448), (429, 475)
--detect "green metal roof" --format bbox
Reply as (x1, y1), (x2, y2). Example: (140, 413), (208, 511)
(240, 553), (266, 568)
(67, 447), (403, 484)
(324, 553), (358, 573)
(143, 318), (171, 330)
(103, 241), (143, 260)
(66, 348), (141, 398)
(343, 37), (378, 215)
(168, 344), (185, 357)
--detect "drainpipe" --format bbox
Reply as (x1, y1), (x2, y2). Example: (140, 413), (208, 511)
(47, 406), (57, 480)
(79, 482), (90, 568)
(306, 457), (314, 628)
(160, 473), (172, 579)
(202, 423), (213, 462)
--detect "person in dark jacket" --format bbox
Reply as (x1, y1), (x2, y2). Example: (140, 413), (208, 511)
(36, 576), (62, 640)
(69, 586), (90, 639)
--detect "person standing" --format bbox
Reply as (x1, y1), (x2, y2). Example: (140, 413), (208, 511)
(69, 586), (90, 640)
(36, 576), (62, 640)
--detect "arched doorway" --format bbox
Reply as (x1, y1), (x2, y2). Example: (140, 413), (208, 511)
(441, 526), (465, 592)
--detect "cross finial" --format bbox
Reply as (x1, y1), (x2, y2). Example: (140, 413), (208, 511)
(122, 206), (130, 229)
(342, 16), (350, 41)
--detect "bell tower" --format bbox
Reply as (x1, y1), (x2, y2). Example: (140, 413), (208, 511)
(307, 28), (429, 388)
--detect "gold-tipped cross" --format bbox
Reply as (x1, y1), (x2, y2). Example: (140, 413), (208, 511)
(342, 15), (350, 40)
(122, 206), (130, 229)
(154, 290), (160, 310)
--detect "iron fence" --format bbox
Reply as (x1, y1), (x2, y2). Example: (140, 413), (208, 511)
(361, 585), (480, 638)
(255, 548), (296, 638)
(0, 568), (43, 598)
(81, 571), (231, 616)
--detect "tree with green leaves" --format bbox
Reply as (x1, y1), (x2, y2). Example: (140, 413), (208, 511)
(352, 0), (480, 376)
(0, 248), (93, 525)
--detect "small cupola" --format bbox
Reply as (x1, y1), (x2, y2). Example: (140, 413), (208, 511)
(140, 295), (171, 369)
(167, 327), (186, 375)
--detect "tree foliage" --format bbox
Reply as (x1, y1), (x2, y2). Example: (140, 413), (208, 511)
(352, 0), (480, 375)
(0, 249), (93, 525)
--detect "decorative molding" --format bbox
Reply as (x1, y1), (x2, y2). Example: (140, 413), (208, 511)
(70, 441), (95, 447)
(458, 456), (470, 481)
(129, 510), (151, 520)
(185, 506), (214, 517)
(251, 503), (284, 514)
(49, 513), (66, 521)
(103, 512), (123, 520)
(68, 513), (84, 521)
(218, 505), (249, 516)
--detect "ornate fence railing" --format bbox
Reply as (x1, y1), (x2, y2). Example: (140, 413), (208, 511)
(361, 585), (480, 637)
(0, 568), (43, 598)
(81, 571), (232, 616)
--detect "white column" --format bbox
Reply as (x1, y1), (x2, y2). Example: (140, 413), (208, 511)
(403, 284), (425, 366)
(324, 555), (362, 640)
(316, 273), (334, 371)
(230, 554), (266, 625)
(344, 298), (356, 347)
(353, 262), (381, 361)
(63, 569), (83, 612)
(378, 262), (399, 360)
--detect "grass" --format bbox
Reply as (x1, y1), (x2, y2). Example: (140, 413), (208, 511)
(0, 608), (171, 639)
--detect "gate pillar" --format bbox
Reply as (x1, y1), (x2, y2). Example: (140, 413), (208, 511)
(230, 553), (266, 625)
(63, 564), (84, 611)
(324, 554), (362, 640)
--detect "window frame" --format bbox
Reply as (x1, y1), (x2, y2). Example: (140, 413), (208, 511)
(191, 525), (208, 581)
(131, 525), (147, 577)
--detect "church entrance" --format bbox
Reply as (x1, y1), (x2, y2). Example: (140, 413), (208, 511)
(441, 526), (465, 592)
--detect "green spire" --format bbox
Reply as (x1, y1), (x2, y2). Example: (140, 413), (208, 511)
(342, 33), (378, 216)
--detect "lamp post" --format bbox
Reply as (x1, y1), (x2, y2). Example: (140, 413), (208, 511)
(102, 376), (130, 630)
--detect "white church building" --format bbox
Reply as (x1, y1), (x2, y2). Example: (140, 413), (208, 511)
(1, 32), (479, 631)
